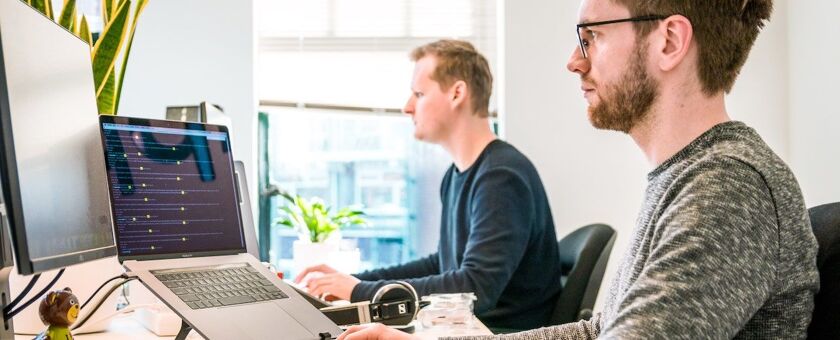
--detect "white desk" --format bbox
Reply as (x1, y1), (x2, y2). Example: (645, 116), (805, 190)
(16, 313), (493, 339)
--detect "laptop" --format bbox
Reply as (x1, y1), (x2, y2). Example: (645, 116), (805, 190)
(98, 115), (342, 339)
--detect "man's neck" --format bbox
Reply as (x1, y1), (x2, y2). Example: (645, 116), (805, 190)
(440, 115), (497, 172)
(630, 90), (730, 167)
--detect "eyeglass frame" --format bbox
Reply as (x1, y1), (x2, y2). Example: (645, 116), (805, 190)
(576, 15), (667, 59)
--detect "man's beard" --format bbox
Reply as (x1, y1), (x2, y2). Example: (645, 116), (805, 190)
(587, 44), (658, 133)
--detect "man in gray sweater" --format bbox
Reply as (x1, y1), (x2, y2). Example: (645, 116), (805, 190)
(337, 0), (820, 339)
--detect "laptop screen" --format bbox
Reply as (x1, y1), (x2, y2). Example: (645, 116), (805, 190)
(99, 116), (245, 259)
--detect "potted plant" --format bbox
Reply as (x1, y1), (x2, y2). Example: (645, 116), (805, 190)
(24, 0), (148, 115)
(275, 192), (368, 273)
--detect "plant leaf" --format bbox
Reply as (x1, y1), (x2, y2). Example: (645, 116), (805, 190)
(97, 69), (116, 114)
(275, 219), (294, 228)
(30, 0), (54, 20)
(101, 0), (115, 23)
(112, 0), (148, 114)
(58, 0), (77, 32)
(91, 0), (130, 107)
(77, 15), (93, 46)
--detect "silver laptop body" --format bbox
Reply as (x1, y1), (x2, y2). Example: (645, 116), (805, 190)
(99, 115), (341, 339)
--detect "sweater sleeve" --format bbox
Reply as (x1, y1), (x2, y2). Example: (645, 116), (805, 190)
(352, 253), (440, 282)
(352, 168), (535, 312)
(599, 157), (779, 339)
(441, 313), (601, 340)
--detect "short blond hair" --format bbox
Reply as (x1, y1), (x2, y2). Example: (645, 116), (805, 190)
(410, 40), (493, 117)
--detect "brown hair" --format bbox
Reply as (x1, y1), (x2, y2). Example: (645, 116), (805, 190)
(410, 40), (493, 117)
(612, 0), (773, 94)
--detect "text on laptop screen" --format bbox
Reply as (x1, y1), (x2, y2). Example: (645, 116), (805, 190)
(101, 120), (245, 257)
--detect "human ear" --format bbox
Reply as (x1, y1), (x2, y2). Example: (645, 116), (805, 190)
(656, 15), (693, 72)
(450, 80), (468, 108)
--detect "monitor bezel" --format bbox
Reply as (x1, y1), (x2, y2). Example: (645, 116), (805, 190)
(98, 115), (246, 262)
(0, 29), (117, 275)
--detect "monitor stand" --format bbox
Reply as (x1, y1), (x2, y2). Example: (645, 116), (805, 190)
(1, 268), (14, 338)
(1, 209), (16, 337)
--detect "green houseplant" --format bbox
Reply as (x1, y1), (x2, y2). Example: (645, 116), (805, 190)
(276, 192), (368, 274)
(24, 0), (148, 115)
(275, 192), (368, 243)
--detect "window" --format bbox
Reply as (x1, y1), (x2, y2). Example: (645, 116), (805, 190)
(256, 0), (497, 276)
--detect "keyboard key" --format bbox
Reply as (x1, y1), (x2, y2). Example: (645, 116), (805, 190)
(219, 295), (256, 306)
(263, 285), (281, 293)
(181, 294), (199, 302)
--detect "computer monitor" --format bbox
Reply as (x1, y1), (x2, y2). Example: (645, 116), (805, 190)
(0, 0), (117, 275)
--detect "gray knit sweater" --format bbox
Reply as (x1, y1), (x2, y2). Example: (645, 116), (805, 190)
(449, 121), (819, 339)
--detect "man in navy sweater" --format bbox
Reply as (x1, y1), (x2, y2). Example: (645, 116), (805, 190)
(295, 39), (562, 330)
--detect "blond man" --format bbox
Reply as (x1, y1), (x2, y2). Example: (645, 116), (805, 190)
(297, 40), (562, 330)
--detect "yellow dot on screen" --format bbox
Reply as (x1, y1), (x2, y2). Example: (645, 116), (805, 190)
(182, 237), (186, 241)
(127, 185), (132, 190)
(146, 214), (150, 219)
(139, 166), (144, 171)
(182, 221), (186, 225)
(137, 152), (142, 156)
(134, 135), (139, 139)
(148, 229), (153, 233)
(144, 197), (148, 202)
(177, 161), (181, 165)
(142, 183), (146, 187)
(151, 246), (155, 250)
(176, 177), (181, 181)
(123, 153), (127, 158)
(172, 147), (176, 151)
(181, 190), (185, 195)
(132, 217), (136, 221)
(180, 207), (185, 211)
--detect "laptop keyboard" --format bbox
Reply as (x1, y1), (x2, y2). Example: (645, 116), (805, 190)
(152, 263), (288, 310)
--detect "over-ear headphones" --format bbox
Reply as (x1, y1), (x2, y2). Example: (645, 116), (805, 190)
(319, 281), (419, 327)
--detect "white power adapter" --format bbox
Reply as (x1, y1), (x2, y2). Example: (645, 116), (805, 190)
(133, 304), (182, 336)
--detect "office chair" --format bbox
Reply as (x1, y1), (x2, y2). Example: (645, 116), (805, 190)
(549, 223), (616, 325)
(807, 202), (840, 340)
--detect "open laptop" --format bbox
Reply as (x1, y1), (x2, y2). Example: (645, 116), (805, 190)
(98, 115), (342, 339)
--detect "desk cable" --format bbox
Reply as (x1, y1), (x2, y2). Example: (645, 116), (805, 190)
(3, 268), (65, 321)
(71, 273), (139, 331)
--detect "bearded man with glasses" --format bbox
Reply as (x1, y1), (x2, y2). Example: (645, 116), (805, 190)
(337, 0), (819, 339)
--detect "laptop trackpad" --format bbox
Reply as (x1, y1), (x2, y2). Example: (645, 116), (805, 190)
(221, 302), (314, 339)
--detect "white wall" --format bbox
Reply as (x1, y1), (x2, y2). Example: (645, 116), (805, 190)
(500, 0), (794, 310)
(788, 1), (840, 207)
(119, 0), (258, 204)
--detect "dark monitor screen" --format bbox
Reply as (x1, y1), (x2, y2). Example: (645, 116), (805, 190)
(0, 0), (116, 274)
(99, 116), (245, 260)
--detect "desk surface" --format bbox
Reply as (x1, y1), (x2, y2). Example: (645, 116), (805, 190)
(15, 313), (493, 340)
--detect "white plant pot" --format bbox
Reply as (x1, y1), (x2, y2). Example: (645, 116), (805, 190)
(291, 231), (362, 277)
(292, 240), (339, 277)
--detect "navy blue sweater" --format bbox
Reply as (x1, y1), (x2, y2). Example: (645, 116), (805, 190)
(351, 140), (561, 329)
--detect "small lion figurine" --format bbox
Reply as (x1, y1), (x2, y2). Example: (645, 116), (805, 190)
(34, 287), (79, 340)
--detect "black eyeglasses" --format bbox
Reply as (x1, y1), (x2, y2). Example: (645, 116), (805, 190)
(576, 15), (666, 59)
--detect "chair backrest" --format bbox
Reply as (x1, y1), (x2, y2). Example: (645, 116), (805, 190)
(549, 223), (616, 325)
(808, 202), (840, 339)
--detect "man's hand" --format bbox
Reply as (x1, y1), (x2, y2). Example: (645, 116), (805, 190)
(337, 323), (418, 340)
(294, 264), (339, 284)
(306, 272), (360, 301)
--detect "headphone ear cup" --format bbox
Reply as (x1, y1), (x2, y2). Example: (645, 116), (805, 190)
(370, 281), (419, 325)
